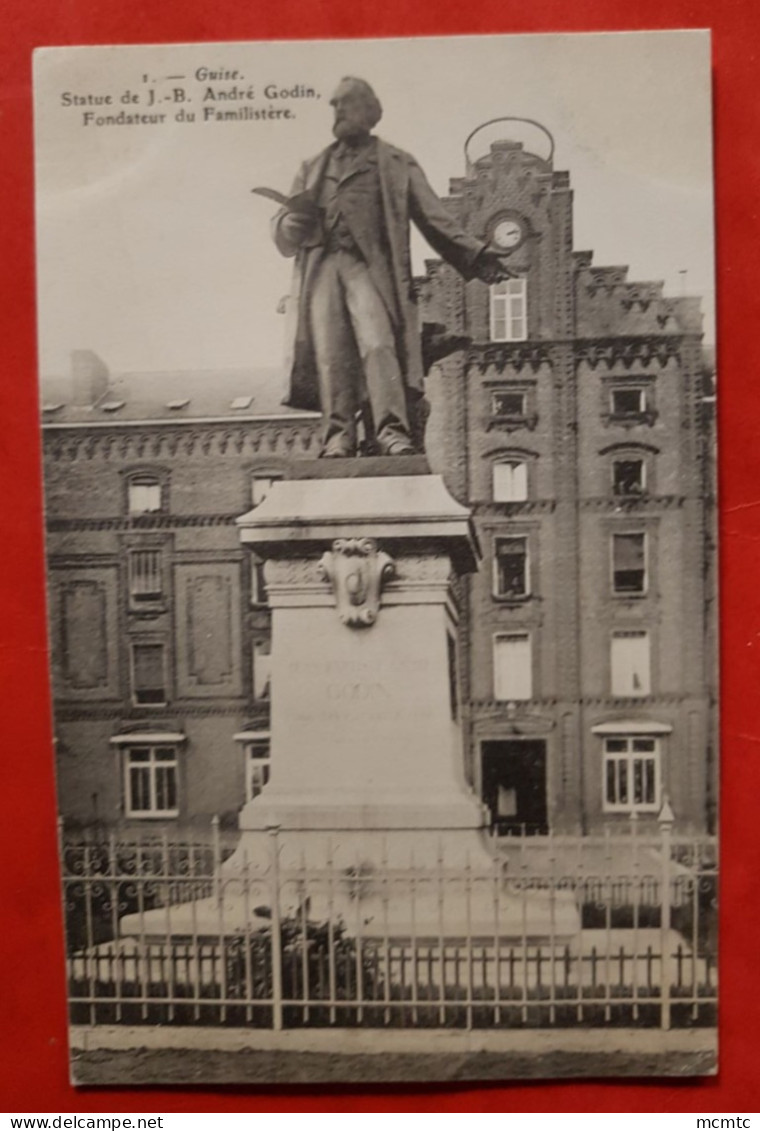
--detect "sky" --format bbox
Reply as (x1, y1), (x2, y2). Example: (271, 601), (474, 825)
(33, 31), (714, 379)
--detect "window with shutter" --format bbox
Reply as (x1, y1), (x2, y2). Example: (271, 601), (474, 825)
(494, 537), (530, 599)
(493, 632), (532, 701)
(612, 533), (647, 594)
(610, 630), (650, 697)
(493, 460), (528, 502)
(131, 643), (167, 705)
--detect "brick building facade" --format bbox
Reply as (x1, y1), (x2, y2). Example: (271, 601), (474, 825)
(43, 358), (320, 831)
(422, 138), (716, 834)
(42, 132), (716, 836)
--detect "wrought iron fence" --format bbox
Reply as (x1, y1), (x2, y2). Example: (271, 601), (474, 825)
(60, 821), (717, 1031)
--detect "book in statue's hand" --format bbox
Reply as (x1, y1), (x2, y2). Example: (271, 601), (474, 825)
(251, 186), (322, 216)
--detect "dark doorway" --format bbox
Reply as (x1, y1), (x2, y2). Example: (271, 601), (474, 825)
(481, 740), (548, 835)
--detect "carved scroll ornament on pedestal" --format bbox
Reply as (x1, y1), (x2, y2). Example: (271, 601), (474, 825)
(319, 538), (395, 627)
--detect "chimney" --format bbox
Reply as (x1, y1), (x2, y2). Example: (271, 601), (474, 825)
(70, 350), (109, 405)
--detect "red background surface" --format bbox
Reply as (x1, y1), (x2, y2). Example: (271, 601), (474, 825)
(1, 0), (757, 1114)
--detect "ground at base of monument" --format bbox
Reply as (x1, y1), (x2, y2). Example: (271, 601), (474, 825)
(71, 1045), (717, 1086)
(70, 1027), (717, 1085)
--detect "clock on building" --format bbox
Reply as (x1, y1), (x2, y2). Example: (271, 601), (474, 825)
(491, 217), (527, 251)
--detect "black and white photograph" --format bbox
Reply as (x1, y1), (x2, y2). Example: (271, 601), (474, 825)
(33, 30), (717, 1085)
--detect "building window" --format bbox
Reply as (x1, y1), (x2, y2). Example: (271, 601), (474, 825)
(494, 632), (532, 701)
(494, 536), (530, 599)
(128, 549), (162, 603)
(612, 533), (647, 595)
(603, 737), (660, 812)
(251, 474), (283, 508)
(250, 554), (268, 606)
(613, 458), (646, 496)
(611, 388), (646, 417)
(490, 279), (527, 342)
(244, 735), (271, 801)
(447, 633), (459, 721)
(610, 630), (650, 697)
(493, 460), (528, 502)
(491, 390), (526, 419)
(131, 642), (167, 705)
(128, 477), (163, 516)
(253, 638), (271, 701)
(124, 745), (178, 818)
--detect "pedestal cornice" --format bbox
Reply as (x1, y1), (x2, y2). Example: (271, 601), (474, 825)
(237, 474), (481, 576)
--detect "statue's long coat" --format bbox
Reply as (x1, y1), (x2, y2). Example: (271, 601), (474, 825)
(273, 137), (486, 412)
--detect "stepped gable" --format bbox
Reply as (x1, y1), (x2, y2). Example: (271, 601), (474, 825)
(576, 260), (703, 337)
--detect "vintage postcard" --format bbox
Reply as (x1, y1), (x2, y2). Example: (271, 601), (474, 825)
(33, 31), (717, 1085)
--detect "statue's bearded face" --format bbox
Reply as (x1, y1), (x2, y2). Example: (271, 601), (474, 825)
(330, 81), (374, 141)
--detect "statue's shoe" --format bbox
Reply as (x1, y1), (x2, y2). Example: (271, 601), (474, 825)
(380, 438), (417, 457)
(320, 443), (356, 458)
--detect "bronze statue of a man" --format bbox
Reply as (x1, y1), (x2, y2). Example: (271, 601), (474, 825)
(272, 76), (514, 458)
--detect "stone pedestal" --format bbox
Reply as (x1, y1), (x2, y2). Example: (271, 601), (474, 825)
(121, 465), (578, 941)
(232, 471), (493, 872)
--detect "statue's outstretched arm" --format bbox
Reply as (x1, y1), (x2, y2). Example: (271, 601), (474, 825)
(408, 158), (486, 280)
